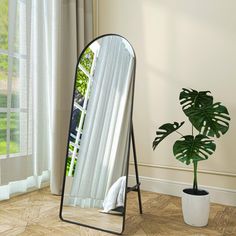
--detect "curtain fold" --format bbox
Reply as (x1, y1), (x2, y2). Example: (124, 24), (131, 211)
(77, 0), (94, 55)
(67, 36), (134, 208)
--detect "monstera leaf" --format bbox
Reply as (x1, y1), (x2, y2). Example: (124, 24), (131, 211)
(180, 88), (213, 110)
(186, 102), (230, 137)
(180, 88), (230, 138)
(153, 122), (184, 150)
(173, 134), (216, 165)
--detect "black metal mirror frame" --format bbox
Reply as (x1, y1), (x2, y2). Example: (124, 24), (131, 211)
(59, 33), (142, 235)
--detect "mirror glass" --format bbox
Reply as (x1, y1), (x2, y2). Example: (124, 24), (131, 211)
(60, 35), (135, 234)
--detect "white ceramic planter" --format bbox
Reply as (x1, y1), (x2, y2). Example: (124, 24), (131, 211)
(181, 188), (210, 227)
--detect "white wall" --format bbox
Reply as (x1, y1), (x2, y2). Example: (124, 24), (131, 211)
(95, 0), (236, 205)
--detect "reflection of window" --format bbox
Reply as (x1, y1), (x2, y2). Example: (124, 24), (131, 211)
(0, 1), (31, 158)
(67, 43), (100, 176)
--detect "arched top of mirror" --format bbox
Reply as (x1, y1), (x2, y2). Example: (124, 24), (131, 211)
(78, 34), (135, 63)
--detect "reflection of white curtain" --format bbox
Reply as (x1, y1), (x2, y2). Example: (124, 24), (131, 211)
(68, 36), (134, 208)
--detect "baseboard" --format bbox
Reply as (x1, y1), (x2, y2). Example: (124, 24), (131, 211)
(128, 175), (236, 206)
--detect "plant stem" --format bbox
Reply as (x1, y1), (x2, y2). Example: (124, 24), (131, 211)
(192, 125), (193, 136)
(193, 161), (198, 194)
(175, 131), (184, 137)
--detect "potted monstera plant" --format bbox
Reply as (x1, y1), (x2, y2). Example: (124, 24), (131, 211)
(152, 88), (230, 227)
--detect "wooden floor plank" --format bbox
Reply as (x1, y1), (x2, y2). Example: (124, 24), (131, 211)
(0, 187), (235, 235)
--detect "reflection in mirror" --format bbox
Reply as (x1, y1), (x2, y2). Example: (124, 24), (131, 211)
(60, 35), (135, 234)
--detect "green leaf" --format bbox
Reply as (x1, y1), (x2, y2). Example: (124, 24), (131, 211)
(152, 121), (184, 150)
(180, 88), (230, 138)
(179, 88), (213, 109)
(186, 102), (230, 137)
(173, 134), (216, 165)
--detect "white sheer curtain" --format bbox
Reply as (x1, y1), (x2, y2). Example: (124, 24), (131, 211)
(31, 0), (79, 194)
(0, 0), (93, 200)
(68, 36), (134, 208)
(0, 0), (38, 201)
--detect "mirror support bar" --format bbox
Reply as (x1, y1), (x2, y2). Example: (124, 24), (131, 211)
(128, 122), (143, 214)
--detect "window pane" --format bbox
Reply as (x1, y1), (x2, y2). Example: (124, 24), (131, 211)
(9, 112), (20, 154)
(75, 69), (89, 104)
(11, 58), (20, 108)
(0, 54), (8, 107)
(14, 0), (26, 55)
(14, 1), (20, 52)
(11, 92), (19, 108)
(0, 112), (7, 156)
(0, 0), (8, 50)
(80, 47), (94, 73)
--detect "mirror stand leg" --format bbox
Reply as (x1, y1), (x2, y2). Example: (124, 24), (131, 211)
(131, 122), (143, 214)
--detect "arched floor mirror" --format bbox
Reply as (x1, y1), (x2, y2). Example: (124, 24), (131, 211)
(60, 34), (142, 235)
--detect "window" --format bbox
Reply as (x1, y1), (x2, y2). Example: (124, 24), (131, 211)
(0, 0), (31, 159)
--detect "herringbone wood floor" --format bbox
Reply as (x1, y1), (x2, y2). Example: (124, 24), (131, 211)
(0, 187), (235, 235)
